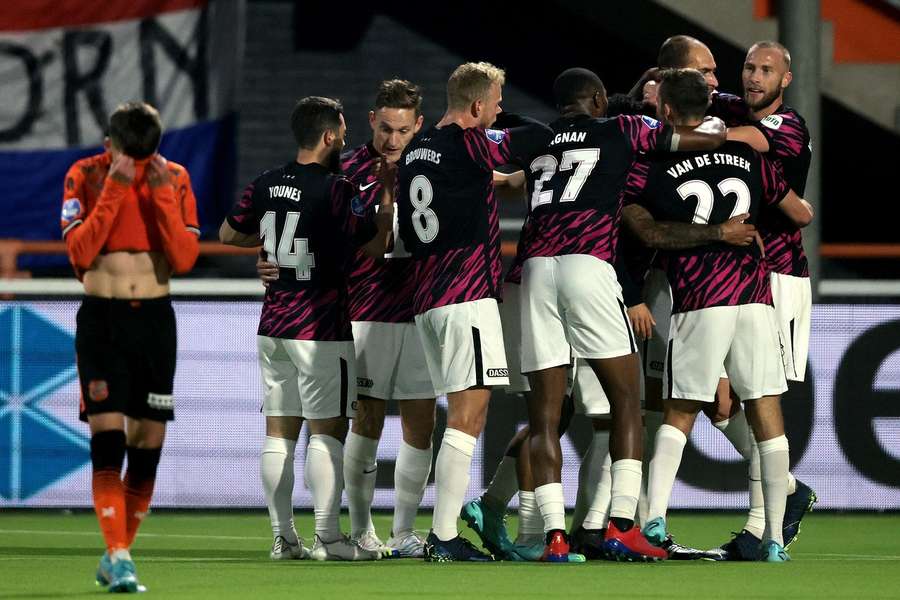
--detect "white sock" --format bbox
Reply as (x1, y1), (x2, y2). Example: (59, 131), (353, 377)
(744, 434), (766, 539)
(432, 429), (476, 541)
(571, 430), (609, 531)
(787, 471), (797, 495)
(639, 411), (664, 525)
(583, 452), (613, 530)
(343, 431), (378, 537)
(261, 436), (299, 544)
(758, 435), (790, 546)
(516, 490), (543, 543)
(646, 425), (687, 522)
(392, 440), (432, 538)
(713, 412), (752, 459)
(306, 434), (344, 541)
(644, 411), (665, 453)
(535, 482), (566, 533)
(484, 455), (518, 509)
(609, 458), (643, 521)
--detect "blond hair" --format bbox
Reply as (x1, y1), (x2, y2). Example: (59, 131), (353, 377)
(446, 62), (506, 110)
(748, 41), (792, 69)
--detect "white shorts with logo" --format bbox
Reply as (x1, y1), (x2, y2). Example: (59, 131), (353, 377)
(770, 273), (812, 382)
(521, 255), (637, 373)
(500, 282), (531, 394)
(352, 321), (435, 400)
(571, 358), (611, 416)
(664, 304), (788, 403)
(639, 268), (672, 380)
(258, 336), (356, 419)
(414, 298), (509, 395)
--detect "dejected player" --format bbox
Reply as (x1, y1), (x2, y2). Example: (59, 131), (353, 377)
(61, 101), (200, 592)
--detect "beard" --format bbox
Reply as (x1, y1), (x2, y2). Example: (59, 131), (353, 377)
(744, 86), (781, 112)
(327, 146), (342, 174)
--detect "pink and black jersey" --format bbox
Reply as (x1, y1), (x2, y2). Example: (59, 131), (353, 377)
(397, 114), (552, 314)
(341, 143), (417, 323)
(518, 113), (673, 265)
(710, 93), (812, 277)
(227, 161), (375, 340)
(625, 141), (789, 314)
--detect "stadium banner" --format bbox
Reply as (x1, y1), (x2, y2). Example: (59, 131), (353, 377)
(0, 0), (243, 252)
(1, 300), (898, 510)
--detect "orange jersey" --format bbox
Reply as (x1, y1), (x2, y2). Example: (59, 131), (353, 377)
(60, 152), (200, 278)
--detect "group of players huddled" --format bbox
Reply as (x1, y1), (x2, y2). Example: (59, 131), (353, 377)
(64, 33), (817, 592)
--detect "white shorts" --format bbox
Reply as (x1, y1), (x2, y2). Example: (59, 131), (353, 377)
(352, 321), (435, 400)
(664, 304), (787, 403)
(500, 282), (531, 394)
(770, 273), (812, 382)
(521, 255), (636, 373)
(639, 268), (672, 380)
(258, 336), (356, 419)
(571, 358), (610, 416)
(414, 298), (509, 395)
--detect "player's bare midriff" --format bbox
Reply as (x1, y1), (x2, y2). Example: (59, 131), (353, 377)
(82, 251), (171, 299)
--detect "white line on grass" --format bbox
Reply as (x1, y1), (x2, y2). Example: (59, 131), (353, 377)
(0, 528), (269, 541)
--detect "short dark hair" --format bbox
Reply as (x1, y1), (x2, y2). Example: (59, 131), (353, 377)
(606, 93), (643, 117)
(375, 79), (423, 116)
(553, 67), (605, 108)
(290, 96), (343, 149)
(658, 68), (710, 120)
(107, 102), (162, 159)
(658, 35), (701, 68)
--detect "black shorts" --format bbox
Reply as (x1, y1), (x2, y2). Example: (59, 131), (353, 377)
(76, 296), (177, 423)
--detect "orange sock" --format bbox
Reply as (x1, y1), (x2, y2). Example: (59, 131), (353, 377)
(123, 446), (162, 548)
(124, 473), (155, 547)
(92, 468), (128, 553)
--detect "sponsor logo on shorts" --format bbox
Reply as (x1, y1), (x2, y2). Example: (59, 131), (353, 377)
(650, 361), (664, 373)
(486, 368), (509, 378)
(88, 380), (109, 402)
(147, 393), (174, 410)
(357, 377), (374, 388)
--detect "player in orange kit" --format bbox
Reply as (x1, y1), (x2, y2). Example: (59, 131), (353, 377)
(60, 101), (200, 593)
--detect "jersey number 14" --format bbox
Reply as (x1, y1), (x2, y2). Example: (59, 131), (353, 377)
(260, 211), (316, 280)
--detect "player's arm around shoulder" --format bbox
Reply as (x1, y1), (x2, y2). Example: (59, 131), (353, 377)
(220, 179), (262, 247)
(726, 125), (770, 153)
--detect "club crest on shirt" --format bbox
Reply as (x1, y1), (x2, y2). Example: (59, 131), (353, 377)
(761, 114), (783, 130)
(61, 198), (81, 222)
(485, 129), (506, 144)
(641, 115), (661, 129)
(351, 195), (366, 216)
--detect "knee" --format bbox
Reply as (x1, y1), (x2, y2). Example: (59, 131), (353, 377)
(447, 411), (487, 437)
(352, 399), (386, 439)
(401, 412), (435, 450)
(90, 429), (126, 472)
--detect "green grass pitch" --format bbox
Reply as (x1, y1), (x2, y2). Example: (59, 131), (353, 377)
(1, 512), (899, 599)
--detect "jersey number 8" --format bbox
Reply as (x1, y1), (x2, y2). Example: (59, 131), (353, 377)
(260, 211), (316, 280)
(410, 175), (439, 243)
